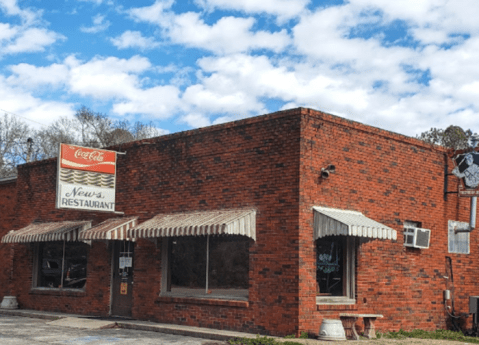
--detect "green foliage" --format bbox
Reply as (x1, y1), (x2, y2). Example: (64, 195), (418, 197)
(228, 335), (303, 345)
(299, 331), (309, 339)
(377, 329), (479, 344)
(283, 334), (295, 339)
(417, 125), (474, 150)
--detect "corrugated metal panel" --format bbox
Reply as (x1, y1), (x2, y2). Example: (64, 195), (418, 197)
(1, 221), (92, 243)
(313, 206), (397, 240)
(448, 220), (469, 254)
(78, 216), (138, 240)
(128, 209), (256, 240)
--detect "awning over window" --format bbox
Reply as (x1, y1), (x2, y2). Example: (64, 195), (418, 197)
(313, 206), (397, 240)
(1, 221), (91, 243)
(78, 216), (138, 240)
(128, 209), (256, 240)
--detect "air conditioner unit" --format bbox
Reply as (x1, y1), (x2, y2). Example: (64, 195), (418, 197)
(403, 227), (431, 249)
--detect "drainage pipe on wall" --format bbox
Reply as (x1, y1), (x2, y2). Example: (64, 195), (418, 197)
(471, 197), (477, 230)
(471, 134), (479, 230)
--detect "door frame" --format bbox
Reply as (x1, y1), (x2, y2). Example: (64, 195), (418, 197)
(109, 241), (135, 317)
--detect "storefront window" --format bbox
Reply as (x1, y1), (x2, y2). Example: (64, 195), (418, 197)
(316, 236), (355, 303)
(35, 242), (88, 289)
(164, 235), (249, 299)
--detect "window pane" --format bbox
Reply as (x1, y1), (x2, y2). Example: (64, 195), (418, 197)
(38, 242), (63, 288)
(209, 235), (249, 289)
(170, 237), (207, 289)
(169, 235), (249, 298)
(37, 242), (88, 289)
(63, 242), (88, 288)
(316, 237), (344, 296)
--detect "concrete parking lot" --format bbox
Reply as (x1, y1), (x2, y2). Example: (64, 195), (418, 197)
(0, 314), (227, 345)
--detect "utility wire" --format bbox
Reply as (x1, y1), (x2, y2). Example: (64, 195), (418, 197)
(0, 108), (48, 127)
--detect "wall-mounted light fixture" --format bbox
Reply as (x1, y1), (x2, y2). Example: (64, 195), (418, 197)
(320, 165), (336, 179)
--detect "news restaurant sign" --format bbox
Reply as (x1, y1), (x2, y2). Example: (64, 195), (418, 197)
(451, 150), (479, 197)
(56, 144), (117, 212)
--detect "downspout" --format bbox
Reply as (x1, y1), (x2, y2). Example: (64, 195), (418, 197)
(471, 197), (477, 230)
(470, 135), (479, 230)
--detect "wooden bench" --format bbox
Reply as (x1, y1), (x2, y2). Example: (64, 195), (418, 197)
(339, 313), (383, 340)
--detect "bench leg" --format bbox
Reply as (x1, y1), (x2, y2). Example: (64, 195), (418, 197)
(340, 317), (359, 340)
(363, 317), (378, 339)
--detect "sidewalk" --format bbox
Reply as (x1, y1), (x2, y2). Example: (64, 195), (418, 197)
(0, 309), (465, 344)
(0, 308), (316, 344)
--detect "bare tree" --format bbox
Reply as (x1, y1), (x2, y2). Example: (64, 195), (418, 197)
(0, 114), (33, 177)
(35, 117), (77, 158)
(75, 106), (115, 147)
(0, 107), (166, 177)
(131, 120), (164, 140)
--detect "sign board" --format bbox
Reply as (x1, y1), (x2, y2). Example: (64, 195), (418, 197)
(56, 144), (117, 212)
(119, 257), (132, 269)
(458, 184), (479, 197)
(452, 151), (479, 197)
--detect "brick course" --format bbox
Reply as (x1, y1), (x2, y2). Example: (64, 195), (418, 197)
(0, 108), (475, 336)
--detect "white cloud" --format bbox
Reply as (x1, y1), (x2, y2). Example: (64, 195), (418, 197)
(168, 14), (290, 54)
(195, 0), (309, 22)
(128, 0), (174, 24)
(80, 14), (111, 33)
(347, 0), (479, 46)
(0, 1), (63, 55)
(3, 0), (479, 137)
(110, 31), (160, 50)
(0, 0), (39, 24)
(111, 85), (182, 118)
(0, 23), (17, 41)
(64, 55), (151, 99)
(4, 28), (63, 54)
(179, 112), (211, 128)
(129, 2), (291, 54)
(77, 0), (112, 5)
(5, 55), (182, 119)
(7, 63), (69, 88)
(0, 75), (75, 128)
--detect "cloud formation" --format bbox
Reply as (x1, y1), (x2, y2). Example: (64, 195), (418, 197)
(1, 0), (479, 135)
(80, 14), (111, 33)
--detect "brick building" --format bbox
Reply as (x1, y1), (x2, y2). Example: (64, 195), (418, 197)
(0, 108), (476, 336)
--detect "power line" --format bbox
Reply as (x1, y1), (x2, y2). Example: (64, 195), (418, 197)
(0, 108), (48, 127)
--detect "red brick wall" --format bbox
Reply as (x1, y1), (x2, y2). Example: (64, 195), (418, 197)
(115, 111), (303, 335)
(0, 108), (473, 336)
(0, 180), (17, 299)
(1, 111), (303, 336)
(297, 108), (473, 335)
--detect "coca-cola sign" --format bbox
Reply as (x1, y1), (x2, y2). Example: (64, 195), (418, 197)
(60, 144), (116, 174)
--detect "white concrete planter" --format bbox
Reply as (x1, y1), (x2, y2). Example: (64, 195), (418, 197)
(318, 319), (346, 341)
(0, 296), (18, 309)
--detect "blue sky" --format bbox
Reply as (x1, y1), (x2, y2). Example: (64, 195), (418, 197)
(1, 0), (478, 137)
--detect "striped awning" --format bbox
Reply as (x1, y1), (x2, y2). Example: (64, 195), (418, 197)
(78, 216), (138, 240)
(1, 221), (92, 243)
(128, 209), (256, 240)
(313, 206), (397, 240)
